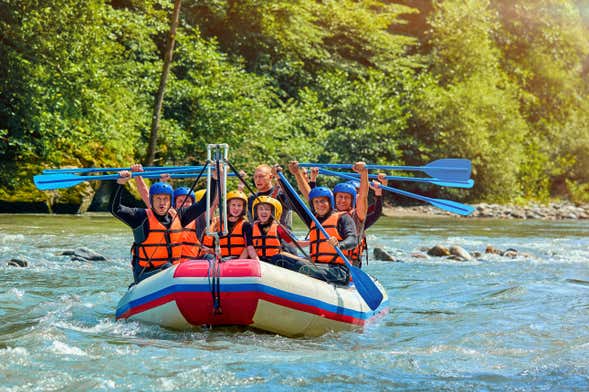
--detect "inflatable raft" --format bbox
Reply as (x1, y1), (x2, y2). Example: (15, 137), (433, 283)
(115, 259), (388, 337)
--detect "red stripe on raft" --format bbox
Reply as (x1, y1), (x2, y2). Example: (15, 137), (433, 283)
(117, 293), (176, 320)
(173, 259), (262, 278)
(120, 290), (385, 326)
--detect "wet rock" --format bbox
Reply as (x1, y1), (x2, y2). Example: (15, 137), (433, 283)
(503, 250), (518, 258)
(485, 245), (504, 255)
(510, 210), (526, 219)
(449, 245), (473, 260)
(60, 247), (107, 261)
(7, 258), (28, 267)
(373, 248), (397, 262)
(447, 255), (467, 261)
(471, 251), (482, 258)
(410, 252), (429, 259)
(427, 244), (450, 257)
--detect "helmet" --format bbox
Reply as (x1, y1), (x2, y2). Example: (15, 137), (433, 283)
(308, 186), (334, 209)
(149, 182), (174, 202)
(173, 187), (195, 203)
(345, 180), (361, 190)
(227, 190), (248, 205)
(333, 182), (357, 208)
(194, 189), (206, 202)
(252, 195), (282, 222)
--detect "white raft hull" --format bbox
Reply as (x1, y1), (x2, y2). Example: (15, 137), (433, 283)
(116, 259), (388, 337)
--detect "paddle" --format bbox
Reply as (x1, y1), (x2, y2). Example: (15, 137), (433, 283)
(42, 165), (203, 174)
(323, 169), (475, 216)
(298, 158), (472, 182)
(277, 171), (384, 310)
(34, 168), (228, 191)
(318, 168), (474, 189)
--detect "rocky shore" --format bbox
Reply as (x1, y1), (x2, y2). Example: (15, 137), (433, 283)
(383, 202), (589, 220)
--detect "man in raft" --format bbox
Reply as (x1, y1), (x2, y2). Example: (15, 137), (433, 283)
(110, 169), (218, 284)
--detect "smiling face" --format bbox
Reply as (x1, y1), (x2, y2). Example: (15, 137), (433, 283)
(228, 198), (245, 218)
(335, 192), (353, 212)
(255, 203), (273, 223)
(174, 195), (193, 209)
(253, 166), (273, 192)
(152, 194), (171, 216)
(312, 196), (331, 217)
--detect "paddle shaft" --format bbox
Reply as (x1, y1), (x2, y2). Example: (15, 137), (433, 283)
(319, 168), (474, 189)
(322, 169), (474, 216)
(43, 166), (203, 174)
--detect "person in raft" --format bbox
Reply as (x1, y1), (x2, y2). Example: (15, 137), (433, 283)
(270, 167), (358, 285)
(247, 164), (295, 229)
(110, 168), (218, 284)
(201, 190), (258, 260)
(129, 164), (213, 263)
(250, 196), (308, 263)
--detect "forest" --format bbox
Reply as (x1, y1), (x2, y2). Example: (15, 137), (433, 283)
(1, 0), (588, 209)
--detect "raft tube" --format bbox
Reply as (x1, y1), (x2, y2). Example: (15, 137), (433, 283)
(115, 259), (389, 337)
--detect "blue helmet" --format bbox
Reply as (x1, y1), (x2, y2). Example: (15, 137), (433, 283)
(173, 187), (195, 203)
(149, 182), (173, 203)
(308, 186), (334, 209)
(333, 182), (357, 208)
(345, 180), (361, 190)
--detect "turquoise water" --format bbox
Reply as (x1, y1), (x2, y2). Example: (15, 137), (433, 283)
(1, 214), (588, 391)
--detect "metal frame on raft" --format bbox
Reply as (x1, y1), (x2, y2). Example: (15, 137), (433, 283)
(205, 143), (229, 261)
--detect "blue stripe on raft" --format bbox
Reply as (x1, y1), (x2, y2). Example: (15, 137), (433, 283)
(116, 282), (387, 320)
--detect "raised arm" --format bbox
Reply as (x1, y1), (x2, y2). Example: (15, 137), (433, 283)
(352, 161), (369, 222)
(131, 164), (151, 208)
(287, 161), (312, 200)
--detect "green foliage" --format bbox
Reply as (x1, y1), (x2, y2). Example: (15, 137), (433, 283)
(0, 0), (167, 200)
(0, 0), (587, 206)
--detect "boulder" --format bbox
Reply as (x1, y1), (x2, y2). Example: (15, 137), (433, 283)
(449, 245), (473, 260)
(7, 258), (28, 267)
(60, 247), (108, 261)
(427, 244), (450, 257)
(485, 245), (504, 255)
(410, 252), (429, 259)
(373, 248), (397, 262)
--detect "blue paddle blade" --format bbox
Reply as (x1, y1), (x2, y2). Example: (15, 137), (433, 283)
(430, 198), (476, 216)
(423, 159), (471, 181)
(34, 173), (117, 190)
(349, 266), (384, 310)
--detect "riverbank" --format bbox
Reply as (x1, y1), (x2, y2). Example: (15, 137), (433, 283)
(383, 202), (589, 220)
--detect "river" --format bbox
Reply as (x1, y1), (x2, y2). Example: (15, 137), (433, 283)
(1, 214), (588, 391)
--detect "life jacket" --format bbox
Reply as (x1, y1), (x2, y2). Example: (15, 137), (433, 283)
(177, 219), (201, 264)
(252, 221), (281, 259)
(346, 234), (367, 265)
(343, 209), (366, 265)
(202, 217), (247, 258)
(309, 211), (345, 264)
(132, 208), (183, 268)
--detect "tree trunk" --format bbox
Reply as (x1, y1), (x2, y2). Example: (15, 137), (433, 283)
(145, 0), (182, 165)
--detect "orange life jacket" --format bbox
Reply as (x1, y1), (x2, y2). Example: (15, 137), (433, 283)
(343, 209), (366, 264)
(252, 221), (281, 259)
(132, 208), (183, 268)
(177, 220), (201, 264)
(202, 218), (247, 258)
(346, 234), (366, 264)
(309, 212), (345, 264)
